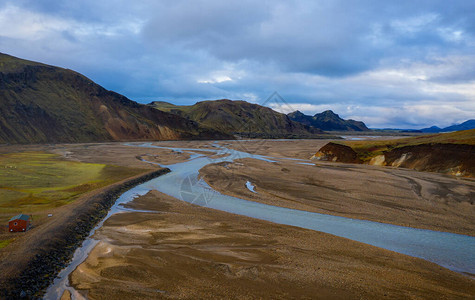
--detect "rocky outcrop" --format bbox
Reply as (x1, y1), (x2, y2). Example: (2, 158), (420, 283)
(314, 142), (475, 177)
(311, 142), (361, 163)
(382, 144), (475, 177)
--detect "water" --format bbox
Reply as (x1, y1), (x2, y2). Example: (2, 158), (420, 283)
(340, 135), (403, 141)
(136, 144), (474, 274)
(45, 142), (475, 299)
(245, 181), (257, 193)
(44, 187), (155, 299)
(341, 136), (382, 140)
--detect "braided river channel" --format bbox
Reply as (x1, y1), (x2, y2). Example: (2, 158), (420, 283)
(44, 143), (475, 299)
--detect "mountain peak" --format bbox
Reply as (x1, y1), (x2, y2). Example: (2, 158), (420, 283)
(151, 99), (323, 138)
(288, 110), (369, 131)
(442, 119), (475, 132)
(314, 110), (342, 122)
(420, 120), (475, 133)
(288, 110), (305, 117)
(460, 119), (475, 125)
(317, 110), (339, 118)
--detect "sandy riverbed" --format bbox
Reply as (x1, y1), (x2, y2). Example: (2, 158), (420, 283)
(2, 140), (473, 298)
(69, 190), (475, 299)
(200, 157), (475, 235)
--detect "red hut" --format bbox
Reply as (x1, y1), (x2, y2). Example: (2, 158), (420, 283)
(8, 214), (31, 232)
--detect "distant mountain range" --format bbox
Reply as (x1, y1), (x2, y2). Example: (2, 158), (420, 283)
(0, 53), (229, 144)
(420, 120), (475, 133)
(3, 52), (471, 144)
(149, 100), (324, 138)
(1, 53), (360, 144)
(287, 110), (370, 131)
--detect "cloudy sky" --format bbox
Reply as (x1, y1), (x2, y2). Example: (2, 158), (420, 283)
(1, 0), (474, 128)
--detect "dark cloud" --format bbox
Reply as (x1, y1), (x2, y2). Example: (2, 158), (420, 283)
(140, 0), (475, 77)
(0, 0), (474, 128)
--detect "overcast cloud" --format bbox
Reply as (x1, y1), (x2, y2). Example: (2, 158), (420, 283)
(0, 0), (474, 128)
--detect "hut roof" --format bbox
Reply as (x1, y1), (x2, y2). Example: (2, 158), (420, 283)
(9, 214), (30, 222)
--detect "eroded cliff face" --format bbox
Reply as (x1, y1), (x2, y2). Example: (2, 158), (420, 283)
(314, 142), (475, 177)
(381, 144), (475, 177)
(311, 142), (361, 163)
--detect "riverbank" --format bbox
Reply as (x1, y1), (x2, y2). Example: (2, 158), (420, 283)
(0, 167), (170, 299)
(69, 190), (475, 299)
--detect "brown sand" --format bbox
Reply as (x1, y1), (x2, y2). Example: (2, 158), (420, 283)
(218, 139), (331, 160)
(60, 289), (71, 300)
(52, 142), (193, 167)
(1, 140), (474, 298)
(200, 157), (475, 236)
(70, 191), (475, 299)
(197, 139), (475, 236)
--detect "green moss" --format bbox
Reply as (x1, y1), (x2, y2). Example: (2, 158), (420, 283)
(0, 239), (13, 249)
(0, 151), (143, 214)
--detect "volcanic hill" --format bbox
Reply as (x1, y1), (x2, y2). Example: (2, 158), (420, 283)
(288, 110), (369, 131)
(150, 100), (324, 138)
(0, 53), (229, 144)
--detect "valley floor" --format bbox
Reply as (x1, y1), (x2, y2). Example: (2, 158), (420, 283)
(70, 190), (474, 299)
(200, 143), (475, 235)
(0, 140), (474, 298)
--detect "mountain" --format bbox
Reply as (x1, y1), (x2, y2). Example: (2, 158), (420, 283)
(288, 110), (370, 131)
(0, 53), (229, 144)
(150, 100), (324, 138)
(441, 120), (475, 132)
(420, 126), (442, 133)
(420, 120), (475, 133)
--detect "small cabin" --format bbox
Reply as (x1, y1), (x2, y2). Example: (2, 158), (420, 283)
(8, 214), (31, 232)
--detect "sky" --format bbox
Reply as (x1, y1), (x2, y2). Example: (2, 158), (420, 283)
(0, 0), (474, 129)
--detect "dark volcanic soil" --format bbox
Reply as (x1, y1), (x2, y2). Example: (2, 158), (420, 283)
(315, 141), (475, 177)
(384, 143), (475, 177)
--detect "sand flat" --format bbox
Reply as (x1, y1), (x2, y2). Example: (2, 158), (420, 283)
(2, 140), (473, 298)
(199, 152), (475, 235)
(70, 191), (475, 299)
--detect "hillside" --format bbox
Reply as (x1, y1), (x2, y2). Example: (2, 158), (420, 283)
(288, 110), (370, 131)
(0, 53), (229, 144)
(150, 100), (325, 138)
(313, 129), (475, 177)
(420, 120), (475, 133)
(440, 120), (475, 132)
